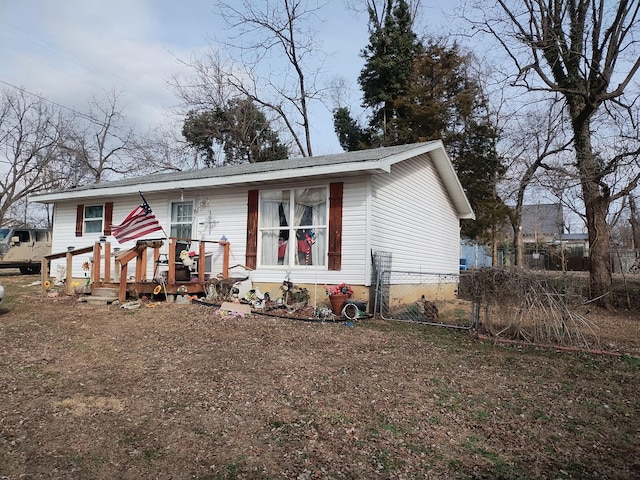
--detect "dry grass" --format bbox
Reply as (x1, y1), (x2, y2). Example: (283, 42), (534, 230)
(1, 271), (639, 479)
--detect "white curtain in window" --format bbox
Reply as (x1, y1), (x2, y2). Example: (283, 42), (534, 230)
(260, 192), (283, 265)
(312, 204), (327, 266)
(279, 200), (290, 264)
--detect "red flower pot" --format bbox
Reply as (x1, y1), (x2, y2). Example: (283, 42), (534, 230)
(329, 294), (350, 316)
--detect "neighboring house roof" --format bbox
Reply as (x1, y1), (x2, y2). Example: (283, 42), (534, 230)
(30, 141), (475, 220)
(560, 233), (589, 242)
(521, 203), (563, 238)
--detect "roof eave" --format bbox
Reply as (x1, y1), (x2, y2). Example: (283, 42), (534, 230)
(29, 162), (392, 203)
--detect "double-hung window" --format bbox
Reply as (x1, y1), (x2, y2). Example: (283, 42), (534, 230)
(170, 201), (193, 239)
(83, 205), (104, 234)
(259, 187), (328, 267)
(75, 202), (113, 237)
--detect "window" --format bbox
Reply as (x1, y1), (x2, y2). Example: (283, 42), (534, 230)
(259, 187), (328, 267)
(14, 230), (31, 243)
(84, 205), (104, 234)
(35, 231), (50, 242)
(76, 202), (112, 237)
(170, 201), (193, 239)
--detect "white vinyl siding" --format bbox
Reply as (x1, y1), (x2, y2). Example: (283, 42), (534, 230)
(370, 153), (460, 274)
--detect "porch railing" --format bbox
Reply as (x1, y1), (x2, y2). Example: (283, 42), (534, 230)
(42, 237), (231, 302)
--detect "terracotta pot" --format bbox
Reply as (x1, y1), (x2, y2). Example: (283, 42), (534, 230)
(329, 294), (350, 315)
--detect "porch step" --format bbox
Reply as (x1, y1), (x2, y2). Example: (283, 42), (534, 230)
(78, 295), (119, 305)
(91, 287), (119, 297)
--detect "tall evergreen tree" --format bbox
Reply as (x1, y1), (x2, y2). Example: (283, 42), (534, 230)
(392, 40), (508, 239)
(332, 107), (370, 151)
(182, 98), (288, 166)
(357, 0), (423, 143)
(450, 118), (509, 240)
(392, 41), (476, 144)
(337, 31), (509, 241)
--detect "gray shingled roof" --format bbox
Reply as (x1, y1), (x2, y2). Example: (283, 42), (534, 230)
(29, 140), (475, 219)
(52, 142), (432, 195)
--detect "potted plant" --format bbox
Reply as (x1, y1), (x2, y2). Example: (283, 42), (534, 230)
(325, 283), (354, 315)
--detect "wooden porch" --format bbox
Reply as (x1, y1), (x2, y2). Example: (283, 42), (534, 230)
(42, 238), (231, 303)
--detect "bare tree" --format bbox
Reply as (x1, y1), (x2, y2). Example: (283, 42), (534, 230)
(628, 194), (640, 250)
(499, 96), (572, 266)
(345, 0), (422, 29)
(472, 0), (640, 307)
(138, 122), (201, 172)
(61, 90), (152, 184)
(0, 88), (66, 227)
(174, 1), (327, 157)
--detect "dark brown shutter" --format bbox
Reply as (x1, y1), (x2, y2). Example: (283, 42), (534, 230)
(75, 205), (84, 237)
(328, 182), (343, 271)
(103, 202), (113, 235)
(246, 190), (259, 269)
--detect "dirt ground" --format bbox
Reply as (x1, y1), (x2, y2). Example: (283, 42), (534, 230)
(1, 272), (639, 479)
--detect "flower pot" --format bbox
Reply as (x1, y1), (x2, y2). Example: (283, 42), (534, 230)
(329, 294), (350, 316)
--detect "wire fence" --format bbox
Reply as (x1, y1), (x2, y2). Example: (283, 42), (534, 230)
(373, 269), (476, 330)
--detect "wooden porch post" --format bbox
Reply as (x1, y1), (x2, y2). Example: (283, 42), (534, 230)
(92, 243), (101, 283)
(103, 242), (111, 281)
(168, 238), (176, 284)
(222, 241), (229, 278)
(65, 252), (73, 295)
(198, 242), (206, 282)
(136, 248), (146, 282)
(118, 263), (128, 302)
(41, 258), (48, 295)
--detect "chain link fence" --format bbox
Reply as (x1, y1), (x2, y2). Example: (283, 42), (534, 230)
(372, 269), (476, 330)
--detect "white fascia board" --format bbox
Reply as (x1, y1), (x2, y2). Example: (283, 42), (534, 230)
(29, 161), (391, 203)
(430, 149), (476, 220)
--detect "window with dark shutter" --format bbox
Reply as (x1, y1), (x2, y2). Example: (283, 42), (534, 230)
(328, 182), (343, 271)
(103, 202), (113, 235)
(75, 205), (84, 237)
(247, 184), (343, 270)
(246, 190), (259, 269)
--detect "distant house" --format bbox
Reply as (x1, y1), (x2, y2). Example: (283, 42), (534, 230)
(521, 203), (564, 245)
(30, 141), (474, 303)
(506, 203), (589, 270)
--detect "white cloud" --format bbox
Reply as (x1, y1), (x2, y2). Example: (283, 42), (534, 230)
(0, 0), (460, 154)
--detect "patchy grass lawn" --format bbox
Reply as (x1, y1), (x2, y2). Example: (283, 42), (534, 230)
(1, 272), (639, 479)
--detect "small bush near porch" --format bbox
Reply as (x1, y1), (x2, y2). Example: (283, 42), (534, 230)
(1, 272), (639, 479)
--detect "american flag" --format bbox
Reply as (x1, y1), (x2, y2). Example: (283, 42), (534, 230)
(112, 194), (163, 243)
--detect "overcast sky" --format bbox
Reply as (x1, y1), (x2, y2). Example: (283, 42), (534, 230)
(0, 0), (460, 156)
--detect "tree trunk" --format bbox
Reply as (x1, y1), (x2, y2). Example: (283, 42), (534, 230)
(491, 226), (499, 266)
(573, 118), (612, 308)
(629, 195), (640, 250)
(511, 217), (524, 268)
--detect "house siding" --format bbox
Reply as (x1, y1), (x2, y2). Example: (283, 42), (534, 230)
(370, 153), (460, 275)
(50, 180), (372, 286)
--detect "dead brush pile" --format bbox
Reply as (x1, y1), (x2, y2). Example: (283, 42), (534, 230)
(464, 268), (599, 349)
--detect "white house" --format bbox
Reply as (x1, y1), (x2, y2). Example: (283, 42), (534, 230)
(30, 141), (474, 304)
